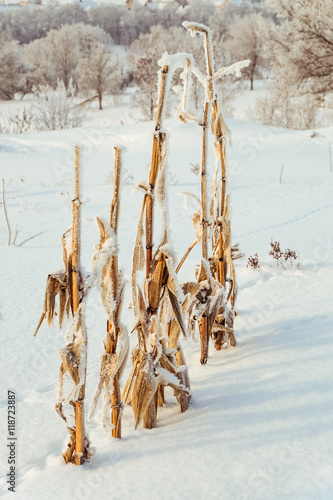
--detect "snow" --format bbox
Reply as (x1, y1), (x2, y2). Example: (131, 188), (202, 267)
(0, 92), (333, 499)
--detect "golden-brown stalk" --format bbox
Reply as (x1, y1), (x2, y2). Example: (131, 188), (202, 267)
(143, 66), (169, 429)
(201, 102), (210, 260)
(107, 147), (122, 438)
(146, 66), (169, 278)
(215, 107), (226, 286)
(199, 102), (210, 364)
(72, 146), (86, 465)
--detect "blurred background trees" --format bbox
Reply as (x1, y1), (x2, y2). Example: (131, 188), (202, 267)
(0, 0), (331, 129)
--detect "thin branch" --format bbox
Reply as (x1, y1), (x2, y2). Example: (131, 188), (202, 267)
(18, 231), (44, 247)
(2, 179), (11, 245)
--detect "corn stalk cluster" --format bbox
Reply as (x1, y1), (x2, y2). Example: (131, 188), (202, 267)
(33, 20), (250, 463)
(123, 61), (192, 429)
(34, 147), (130, 463)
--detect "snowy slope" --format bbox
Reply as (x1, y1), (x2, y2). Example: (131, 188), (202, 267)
(0, 100), (333, 499)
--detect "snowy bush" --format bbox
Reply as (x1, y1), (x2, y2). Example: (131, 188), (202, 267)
(249, 85), (320, 130)
(0, 107), (33, 134)
(32, 79), (85, 131)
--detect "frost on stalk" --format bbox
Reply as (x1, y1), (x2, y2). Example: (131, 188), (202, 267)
(131, 193), (147, 318)
(88, 207), (129, 434)
(173, 21), (245, 362)
(124, 54), (193, 427)
(34, 224), (92, 463)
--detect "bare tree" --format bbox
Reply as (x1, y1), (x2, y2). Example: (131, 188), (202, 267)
(78, 45), (121, 110)
(267, 0), (333, 102)
(225, 13), (268, 90)
(47, 26), (79, 90)
(0, 30), (26, 100)
(25, 24), (112, 90)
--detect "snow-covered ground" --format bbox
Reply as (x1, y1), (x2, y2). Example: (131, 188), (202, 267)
(0, 94), (333, 499)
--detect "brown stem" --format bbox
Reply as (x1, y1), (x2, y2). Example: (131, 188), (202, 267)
(72, 146), (86, 464)
(2, 179), (11, 245)
(200, 316), (209, 365)
(111, 373), (122, 438)
(146, 66), (169, 279)
(201, 102), (210, 260)
(204, 31), (213, 78)
(213, 100), (227, 287)
(142, 66), (169, 429)
(107, 147), (122, 438)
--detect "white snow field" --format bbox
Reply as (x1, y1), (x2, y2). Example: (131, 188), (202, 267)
(0, 98), (333, 500)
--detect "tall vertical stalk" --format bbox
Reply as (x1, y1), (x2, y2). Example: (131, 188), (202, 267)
(107, 146), (122, 438)
(145, 65), (169, 278)
(214, 102), (227, 287)
(143, 65), (169, 428)
(72, 145), (86, 465)
(180, 21), (249, 358)
(200, 101), (210, 365)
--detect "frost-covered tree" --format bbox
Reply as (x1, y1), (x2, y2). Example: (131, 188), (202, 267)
(25, 24), (112, 90)
(0, 5), (88, 45)
(71, 23), (112, 59)
(25, 37), (53, 89)
(0, 30), (26, 100)
(184, 0), (216, 26)
(46, 26), (80, 89)
(88, 4), (162, 47)
(130, 46), (160, 120)
(224, 13), (268, 90)
(78, 45), (121, 110)
(88, 5), (124, 45)
(267, 0), (333, 102)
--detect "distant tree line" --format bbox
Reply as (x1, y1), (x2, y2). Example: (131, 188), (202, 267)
(0, 0), (331, 129)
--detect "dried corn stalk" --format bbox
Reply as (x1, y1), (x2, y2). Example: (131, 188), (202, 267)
(175, 22), (250, 362)
(124, 58), (192, 429)
(89, 149), (129, 438)
(35, 146), (91, 464)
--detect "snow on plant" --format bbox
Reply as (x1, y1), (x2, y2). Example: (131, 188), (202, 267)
(32, 79), (85, 131)
(88, 147), (129, 438)
(34, 147), (91, 465)
(173, 22), (249, 362)
(123, 60), (192, 429)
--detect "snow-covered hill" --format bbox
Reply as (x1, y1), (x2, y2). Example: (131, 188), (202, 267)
(0, 98), (332, 499)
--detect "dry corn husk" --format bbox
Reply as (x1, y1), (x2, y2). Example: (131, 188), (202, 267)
(89, 215), (129, 433)
(132, 352), (157, 428)
(34, 230), (79, 336)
